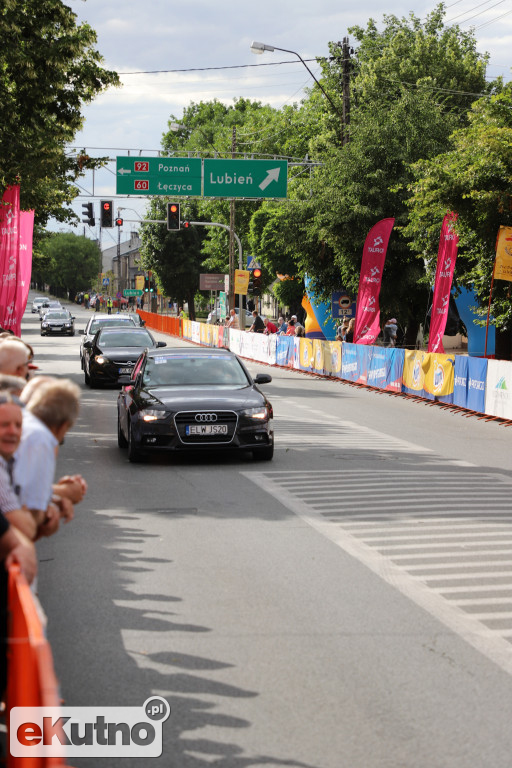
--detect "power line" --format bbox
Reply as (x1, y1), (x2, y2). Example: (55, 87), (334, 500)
(119, 59), (320, 76)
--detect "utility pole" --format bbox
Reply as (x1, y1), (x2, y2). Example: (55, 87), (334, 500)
(342, 37), (351, 145)
(228, 126), (237, 312)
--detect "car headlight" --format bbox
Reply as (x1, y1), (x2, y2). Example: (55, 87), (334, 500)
(64, 323), (71, 327)
(41, 323), (48, 328)
(142, 409), (168, 422)
(95, 355), (108, 364)
(241, 406), (269, 420)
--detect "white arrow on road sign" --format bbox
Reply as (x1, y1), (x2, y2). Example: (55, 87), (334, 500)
(259, 168), (281, 191)
(118, 168), (132, 175)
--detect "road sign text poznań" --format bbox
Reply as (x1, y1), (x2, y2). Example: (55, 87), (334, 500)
(116, 157), (288, 199)
(116, 157), (202, 196)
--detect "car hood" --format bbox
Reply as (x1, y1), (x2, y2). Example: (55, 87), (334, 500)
(100, 345), (151, 361)
(45, 318), (71, 324)
(144, 385), (264, 410)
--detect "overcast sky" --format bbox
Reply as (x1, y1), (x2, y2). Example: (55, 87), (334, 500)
(64, 0), (512, 242)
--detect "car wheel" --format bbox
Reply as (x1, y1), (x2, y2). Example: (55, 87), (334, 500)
(117, 413), (128, 448)
(253, 439), (274, 461)
(127, 421), (143, 462)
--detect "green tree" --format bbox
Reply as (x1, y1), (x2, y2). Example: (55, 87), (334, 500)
(139, 200), (206, 320)
(0, 0), (119, 224)
(405, 83), (512, 355)
(38, 232), (101, 298)
(274, 7), (491, 339)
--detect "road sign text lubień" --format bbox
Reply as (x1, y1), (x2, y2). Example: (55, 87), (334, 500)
(116, 157), (202, 196)
(203, 159), (287, 199)
(123, 289), (143, 297)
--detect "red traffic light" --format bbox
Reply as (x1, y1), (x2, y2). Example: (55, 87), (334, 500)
(115, 217), (123, 226)
(183, 221), (190, 228)
(253, 268), (262, 278)
(170, 204), (178, 213)
(103, 201), (111, 211)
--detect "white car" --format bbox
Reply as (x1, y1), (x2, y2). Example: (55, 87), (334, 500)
(31, 296), (47, 313)
(38, 300), (62, 318)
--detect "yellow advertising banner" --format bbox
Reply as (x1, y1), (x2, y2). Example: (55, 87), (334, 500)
(495, 226), (512, 282)
(324, 341), (342, 376)
(403, 350), (426, 393)
(135, 275), (145, 290)
(313, 339), (325, 375)
(422, 352), (455, 397)
(234, 269), (250, 294)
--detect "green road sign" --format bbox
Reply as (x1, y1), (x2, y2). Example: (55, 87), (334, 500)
(203, 159), (288, 199)
(116, 157), (202, 196)
(123, 289), (143, 297)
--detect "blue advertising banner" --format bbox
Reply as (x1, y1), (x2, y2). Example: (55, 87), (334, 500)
(453, 356), (487, 410)
(453, 356), (469, 408)
(276, 336), (294, 367)
(340, 343), (358, 381)
(367, 347), (388, 389)
(386, 347), (405, 392)
(467, 357), (487, 412)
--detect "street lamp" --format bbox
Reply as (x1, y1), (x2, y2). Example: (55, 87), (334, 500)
(250, 41), (341, 120)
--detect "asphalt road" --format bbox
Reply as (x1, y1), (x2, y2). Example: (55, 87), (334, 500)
(23, 294), (512, 768)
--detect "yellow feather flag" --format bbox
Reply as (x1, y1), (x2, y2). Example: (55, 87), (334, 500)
(495, 226), (512, 281)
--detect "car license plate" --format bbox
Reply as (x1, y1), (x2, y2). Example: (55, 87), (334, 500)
(119, 367), (132, 374)
(186, 424), (228, 436)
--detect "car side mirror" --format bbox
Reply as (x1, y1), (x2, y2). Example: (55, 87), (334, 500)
(83, 340), (92, 349)
(156, 341), (167, 348)
(254, 373), (272, 384)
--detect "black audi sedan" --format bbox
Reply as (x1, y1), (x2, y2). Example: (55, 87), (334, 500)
(83, 326), (166, 387)
(40, 309), (75, 336)
(117, 347), (274, 462)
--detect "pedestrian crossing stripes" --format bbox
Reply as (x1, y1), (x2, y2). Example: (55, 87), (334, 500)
(273, 414), (433, 454)
(242, 465), (512, 676)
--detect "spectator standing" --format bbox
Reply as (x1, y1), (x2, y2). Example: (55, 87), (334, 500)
(383, 318), (398, 347)
(249, 310), (265, 334)
(295, 325), (305, 338)
(263, 318), (277, 334)
(225, 309), (239, 330)
(277, 316), (288, 335)
(285, 317), (296, 336)
(345, 318), (355, 343)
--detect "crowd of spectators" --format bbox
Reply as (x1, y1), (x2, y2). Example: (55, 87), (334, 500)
(238, 311), (306, 337)
(0, 335), (87, 696)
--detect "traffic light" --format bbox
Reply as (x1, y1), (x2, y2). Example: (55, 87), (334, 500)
(81, 202), (95, 226)
(252, 267), (262, 295)
(115, 217), (123, 227)
(100, 200), (113, 228)
(182, 220), (191, 229)
(167, 202), (180, 230)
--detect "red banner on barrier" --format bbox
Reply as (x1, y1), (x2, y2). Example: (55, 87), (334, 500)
(428, 212), (458, 353)
(354, 218), (395, 345)
(0, 185), (21, 334)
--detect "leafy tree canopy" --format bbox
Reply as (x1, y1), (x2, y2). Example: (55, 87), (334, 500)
(0, 0), (119, 224)
(37, 232), (101, 298)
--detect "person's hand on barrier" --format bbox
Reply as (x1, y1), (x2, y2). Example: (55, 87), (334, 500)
(52, 495), (74, 523)
(36, 503), (60, 539)
(5, 529), (37, 584)
(54, 474), (87, 504)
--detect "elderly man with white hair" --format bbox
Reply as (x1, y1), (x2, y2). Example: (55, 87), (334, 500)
(0, 340), (31, 380)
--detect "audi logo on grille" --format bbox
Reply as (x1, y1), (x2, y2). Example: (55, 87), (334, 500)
(195, 413), (217, 423)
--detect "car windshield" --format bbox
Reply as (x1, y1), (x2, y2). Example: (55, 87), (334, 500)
(98, 330), (153, 348)
(143, 353), (249, 387)
(46, 312), (69, 320)
(89, 317), (135, 334)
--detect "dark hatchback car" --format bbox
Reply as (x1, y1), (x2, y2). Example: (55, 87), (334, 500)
(40, 309), (75, 336)
(117, 347), (274, 462)
(83, 327), (166, 387)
